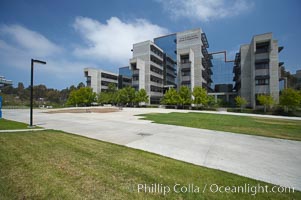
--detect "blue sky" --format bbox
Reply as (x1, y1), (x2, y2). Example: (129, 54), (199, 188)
(1, 0), (300, 89)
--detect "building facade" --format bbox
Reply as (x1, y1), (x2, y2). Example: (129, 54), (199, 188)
(0, 75), (13, 89)
(84, 68), (118, 93)
(130, 40), (168, 104)
(129, 28), (212, 104)
(83, 30), (284, 107)
(154, 28), (212, 92)
(233, 33), (283, 108)
(208, 53), (236, 105)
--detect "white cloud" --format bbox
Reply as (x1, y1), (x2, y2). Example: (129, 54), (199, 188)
(0, 24), (62, 57)
(73, 16), (169, 65)
(157, 0), (253, 21)
(0, 24), (91, 89)
(0, 18), (169, 88)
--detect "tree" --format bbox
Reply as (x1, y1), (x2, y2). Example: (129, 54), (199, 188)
(1, 85), (14, 94)
(161, 88), (179, 106)
(77, 82), (85, 89)
(17, 82), (25, 99)
(33, 85), (47, 100)
(107, 83), (118, 104)
(280, 88), (301, 112)
(235, 96), (248, 112)
(46, 89), (61, 104)
(135, 89), (149, 105)
(207, 95), (218, 108)
(116, 86), (136, 106)
(257, 94), (274, 113)
(116, 88), (128, 106)
(67, 87), (96, 106)
(178, 86), (191, 107)
(125, 86), (136, 106)
(97, 92), (110, 104)
(192, 86), (208, 108)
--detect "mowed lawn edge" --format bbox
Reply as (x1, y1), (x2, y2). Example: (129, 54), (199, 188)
(137, 112), (301, 141)
(0, 130), (300, 199)
(0, 118), (40, 130)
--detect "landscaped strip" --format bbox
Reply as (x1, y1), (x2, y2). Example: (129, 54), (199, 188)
(0, 118), (31, 130)
(138, 112), (301, 141)
(0, 130), (300, 199)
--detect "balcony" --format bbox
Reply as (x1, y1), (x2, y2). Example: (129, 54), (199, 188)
(180, 62), (191, 68)
(132, 80), (139, 85)
(150, 51), (163, 60)
(101, 77), (118, 83)
(150, 65), (163, 75)
(150, 91), (163, 97)
(150, 60), (163, 70)
(255, 41), (270, 54)
(150, 45), (163, 58)
(255, 69), (269, 76)
(201, 33), (209, 48)
(201, 46), (209, 58)
(166, 68), (176, 75)
(166, 64), (176, 71)
(150, 81), (163, 88)
(182, 76), (191, 82)
(150, 71), (163, 79)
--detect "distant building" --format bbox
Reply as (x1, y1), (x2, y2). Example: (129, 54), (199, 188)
(233, 33), (283, 108)
(84, 68), (133, 94)
(84, 68), (118, 93)
(0, 76), (13, 89)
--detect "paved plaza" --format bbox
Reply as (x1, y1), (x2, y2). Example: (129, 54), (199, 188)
(3, 108), (301, 191)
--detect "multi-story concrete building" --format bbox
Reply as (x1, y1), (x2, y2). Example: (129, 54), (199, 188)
(118, 75), (132, 89)
(118, 66), (132, 89)
(84, 30), (284, 107)
(154, 28), (212, 91)
(0, 75), (13, 89)
(177, 29), (212, 91)
(130, 40), (167, 104)
(84, 67), (132, 93)
(233, 33), (283, 108)
(129, 28), (212, 104)
(84, 68), (118, 93)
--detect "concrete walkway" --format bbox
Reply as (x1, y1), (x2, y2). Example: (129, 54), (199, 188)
(2, 108), (301, 191)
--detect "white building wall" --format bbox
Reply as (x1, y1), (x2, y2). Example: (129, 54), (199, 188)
(84, 68), (118, 94)
(176, 28), (204, 91)
(238, 33), (280, 108)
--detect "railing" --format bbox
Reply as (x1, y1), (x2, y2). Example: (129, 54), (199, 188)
(182, 76), (191, 82)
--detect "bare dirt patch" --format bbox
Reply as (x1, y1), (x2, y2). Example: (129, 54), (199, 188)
(46, 108), (119, 114)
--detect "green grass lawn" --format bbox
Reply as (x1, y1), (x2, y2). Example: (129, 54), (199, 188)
(0, 118), (31, 130)
(0, 130), (300, 199)
(138, 112), (301, 141)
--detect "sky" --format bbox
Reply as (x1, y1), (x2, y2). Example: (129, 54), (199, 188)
(0, 0), (300, 89)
